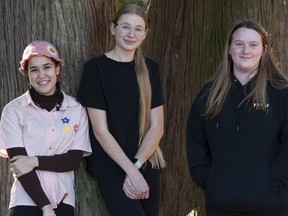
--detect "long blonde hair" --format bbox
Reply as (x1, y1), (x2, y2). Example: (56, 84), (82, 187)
(203, 20), (288, 118)
(113, 4), (166, 168)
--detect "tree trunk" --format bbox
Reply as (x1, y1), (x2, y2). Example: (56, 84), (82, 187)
(144, 0), (288, 215)
(0, 0), (115, 215)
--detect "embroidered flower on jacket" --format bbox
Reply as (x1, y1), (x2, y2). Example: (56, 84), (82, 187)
(73, 124), (79, 132)
(64, 125), (71, 133)
(61, 117), (70, 124)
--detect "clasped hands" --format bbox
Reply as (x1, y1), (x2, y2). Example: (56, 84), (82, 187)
(123, 170), (149, 200)
(10, 155), (38, 177)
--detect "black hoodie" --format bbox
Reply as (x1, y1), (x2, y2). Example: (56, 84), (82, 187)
(187, 79), (288, 213)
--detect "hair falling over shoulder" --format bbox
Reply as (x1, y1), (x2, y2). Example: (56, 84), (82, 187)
(115, 4), (166, 168)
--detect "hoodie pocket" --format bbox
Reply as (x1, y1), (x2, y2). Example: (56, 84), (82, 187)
(205, 164), (281, 212)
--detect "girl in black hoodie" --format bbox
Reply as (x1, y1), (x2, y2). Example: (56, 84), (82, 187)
(187, 20), (288, 216)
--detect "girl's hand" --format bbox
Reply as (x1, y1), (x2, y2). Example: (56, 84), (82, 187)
(123, 175), (141, 199)
(42, 204), (56, 216)
(123, 170), (149, 200)
(10, 155), (38, 177)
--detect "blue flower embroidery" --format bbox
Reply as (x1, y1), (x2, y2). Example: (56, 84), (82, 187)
(61, 117), (70, 124)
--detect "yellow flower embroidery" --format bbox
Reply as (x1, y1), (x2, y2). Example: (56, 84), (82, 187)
(64, 125), (71, 133)
(47, 46), (57, 56)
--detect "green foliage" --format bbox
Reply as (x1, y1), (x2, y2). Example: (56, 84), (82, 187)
(116, 0), (147, 10)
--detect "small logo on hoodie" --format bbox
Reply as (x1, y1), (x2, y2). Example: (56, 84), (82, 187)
(253, 103), (270, 110)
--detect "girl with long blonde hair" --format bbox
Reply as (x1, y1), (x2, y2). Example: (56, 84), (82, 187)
(77, 4), (165, 216)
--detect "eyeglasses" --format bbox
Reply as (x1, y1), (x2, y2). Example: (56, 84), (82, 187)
(115, 23), (147, 37)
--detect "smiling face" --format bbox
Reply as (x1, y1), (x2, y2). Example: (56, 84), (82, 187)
(229, 27), (264, 75)
(111, 13), (147, 53)
(27, 56), (60, 96)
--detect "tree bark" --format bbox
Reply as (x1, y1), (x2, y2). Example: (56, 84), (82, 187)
(144, 0), (288, 215)
(0, 0), (115, 215)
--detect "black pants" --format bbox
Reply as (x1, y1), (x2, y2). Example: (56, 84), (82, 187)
(8, 202), (74, 216)
(96, 163), (161, 216)
(206, 198), (288, 216)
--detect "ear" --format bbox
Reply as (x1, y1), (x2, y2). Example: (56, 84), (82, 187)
(56, 65), (60, 75)
(111, 23), (116, 35)
(27, 77), (32, 89)
(142, 29), (148, 40)
(263, 44), (268, 53)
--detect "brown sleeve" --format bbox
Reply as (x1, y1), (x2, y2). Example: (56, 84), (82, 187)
(6, 148), (50, 209)
(37, 150), (84, 172)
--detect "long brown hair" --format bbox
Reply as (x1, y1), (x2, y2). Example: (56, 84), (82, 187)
(203, 20), (288, 118)
(112, 4), (166, 168)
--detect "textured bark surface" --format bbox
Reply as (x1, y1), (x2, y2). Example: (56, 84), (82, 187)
(144, 0), (288, 215)
(0, 0), (114, 215)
